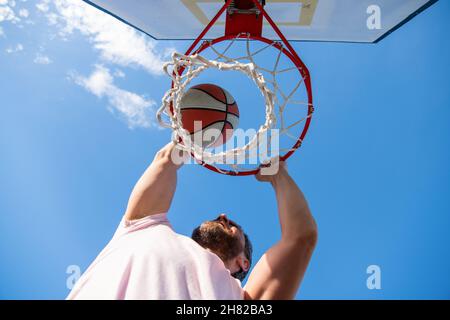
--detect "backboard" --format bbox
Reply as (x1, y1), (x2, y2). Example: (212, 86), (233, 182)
(83, 0), (437, 43)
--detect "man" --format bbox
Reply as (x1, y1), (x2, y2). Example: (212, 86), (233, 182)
(67, 142), (317, 299)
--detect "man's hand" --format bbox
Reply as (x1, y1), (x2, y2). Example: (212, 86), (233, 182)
(255, 157), (287, 184)
(152, 142), (187, 170)
(244, 159), (318, 300)
(124, 142), (186, 221)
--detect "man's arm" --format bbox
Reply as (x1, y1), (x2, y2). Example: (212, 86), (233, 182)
(244, 161), (318, 300)
(124, 142), (184, 221)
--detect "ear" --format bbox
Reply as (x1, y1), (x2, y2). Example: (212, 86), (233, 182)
(237, 255), (250, 272)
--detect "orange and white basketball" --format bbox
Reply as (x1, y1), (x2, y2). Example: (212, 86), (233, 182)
(179, 83), (239, 147)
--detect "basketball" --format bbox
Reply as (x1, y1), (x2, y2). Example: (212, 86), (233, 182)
(179, 84), (239, 147)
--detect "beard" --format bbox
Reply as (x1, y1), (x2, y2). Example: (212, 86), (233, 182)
(191, 221), (243, 262)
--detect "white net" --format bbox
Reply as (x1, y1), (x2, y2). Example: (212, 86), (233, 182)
(157, 33), (313, 175)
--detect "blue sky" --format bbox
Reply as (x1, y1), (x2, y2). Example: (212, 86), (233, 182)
(0, 0), (449, 299)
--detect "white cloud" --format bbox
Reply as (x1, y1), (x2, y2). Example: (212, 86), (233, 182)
(34, 53), (52, 64)
(0, 0), (31, 28)
(0, 25), (4, 36)
(70, 65), (155, 128)
(114, 69), (125, 78)
(5, 43), (23, 53)
(38, 0), (169, 75)
(35, 0), (49, 13)
(0, 0), (33, 34)
(45, 11), (57, 25)
(18, 8), (27, 17)
(0, 4), (18, 23)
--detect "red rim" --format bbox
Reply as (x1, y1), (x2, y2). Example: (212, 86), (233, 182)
(169, 0), (313, 176)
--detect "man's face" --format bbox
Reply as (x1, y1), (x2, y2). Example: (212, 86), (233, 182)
(192, 214), (246, 265)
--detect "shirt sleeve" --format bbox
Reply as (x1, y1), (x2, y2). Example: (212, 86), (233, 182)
(231, 277), (245, 300)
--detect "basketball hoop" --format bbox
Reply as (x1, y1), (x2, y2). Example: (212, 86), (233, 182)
(157, 0), (314, 176)
(83, 0), (438, 175)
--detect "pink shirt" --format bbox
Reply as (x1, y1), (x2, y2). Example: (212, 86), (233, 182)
(67, 213), (244, 300)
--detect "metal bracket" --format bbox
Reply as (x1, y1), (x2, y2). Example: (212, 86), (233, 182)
(227, 0), (265, 17)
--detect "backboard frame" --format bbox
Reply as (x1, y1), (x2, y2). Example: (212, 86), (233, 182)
(83, 0), (439, 43)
